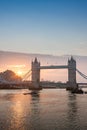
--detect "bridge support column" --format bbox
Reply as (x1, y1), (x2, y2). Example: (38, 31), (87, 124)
(31, 58), (41, 90)
(67, 57), (77, 89)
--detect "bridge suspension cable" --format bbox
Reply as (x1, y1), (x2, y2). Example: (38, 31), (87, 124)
(22, 67), (87, 81)
(23, 72), (32, 81)
(76, 68), (87, 80)
(22, 70), (32, 81)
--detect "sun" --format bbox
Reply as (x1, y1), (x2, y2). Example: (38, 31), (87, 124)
(16, 70), (23, 76)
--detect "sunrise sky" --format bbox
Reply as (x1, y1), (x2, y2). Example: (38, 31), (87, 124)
(0, 0), (87, 56)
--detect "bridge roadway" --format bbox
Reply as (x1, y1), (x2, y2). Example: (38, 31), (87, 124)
(78, 83), (87, 85)
(0, 81), (32, 89)
(1, 81), (87, 89)
(40, 65), (68, 69)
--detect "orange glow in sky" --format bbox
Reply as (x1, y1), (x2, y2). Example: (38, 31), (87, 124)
(6, 64), (29, 77)
(16, 70), (23, 76)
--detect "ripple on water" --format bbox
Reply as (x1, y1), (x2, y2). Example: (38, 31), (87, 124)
(0, 89), (87, 130)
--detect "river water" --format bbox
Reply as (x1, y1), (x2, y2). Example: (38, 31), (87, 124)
(0, 89), (87, 130)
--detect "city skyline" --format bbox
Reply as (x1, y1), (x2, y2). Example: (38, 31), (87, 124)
(0, 0), (87, 56)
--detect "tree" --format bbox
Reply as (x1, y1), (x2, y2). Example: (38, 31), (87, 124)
(0, 70), (22, 82)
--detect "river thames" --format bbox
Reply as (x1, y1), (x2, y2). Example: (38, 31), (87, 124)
(0, 89), (87, 130)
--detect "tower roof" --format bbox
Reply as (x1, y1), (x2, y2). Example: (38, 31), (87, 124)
(71, 56), (75, 61)
(68, 56), (76, 63)
(34, 57), (38, 63)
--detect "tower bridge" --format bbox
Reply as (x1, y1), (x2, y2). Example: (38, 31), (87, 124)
(1, 56), (87, 91)
(31, 56), (76, 90)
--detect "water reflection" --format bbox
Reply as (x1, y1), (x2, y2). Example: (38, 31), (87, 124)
(0, 90), (31, 130)
(28, 91), (41, 130)
(10, 95), (26, 130)
(1, 89), (87, 130)
(67, 93), (80, 130)
(68, 93), (77, 113)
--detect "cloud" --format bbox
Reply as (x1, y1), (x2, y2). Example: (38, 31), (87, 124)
(79, 41), (87, 45)
(7, 64), (26, 68)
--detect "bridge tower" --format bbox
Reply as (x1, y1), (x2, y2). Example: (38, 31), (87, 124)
(31, 57), (40, 88)
(68, 56), (76, 86)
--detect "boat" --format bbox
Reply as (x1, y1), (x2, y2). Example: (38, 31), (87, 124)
(71, 88), (84, 94)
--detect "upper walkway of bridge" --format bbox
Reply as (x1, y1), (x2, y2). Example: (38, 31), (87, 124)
(40, 65), (68, 69)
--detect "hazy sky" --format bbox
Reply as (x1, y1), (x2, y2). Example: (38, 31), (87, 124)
(0, 0), (87, 56)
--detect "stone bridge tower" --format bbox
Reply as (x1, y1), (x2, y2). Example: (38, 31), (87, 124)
(68, 56), (76, 86)
(31, 58), (40, 88)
